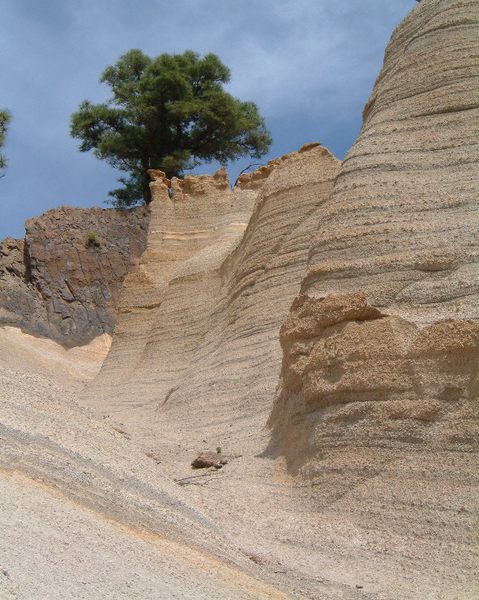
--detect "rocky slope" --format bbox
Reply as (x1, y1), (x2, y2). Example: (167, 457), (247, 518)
(1, 1), (478, 599)
(0, 205), (148, 346)
(0, 366), (290, 600)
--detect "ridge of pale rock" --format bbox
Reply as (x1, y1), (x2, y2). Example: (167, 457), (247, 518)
(271, 0), (479, 463)
(0, 205), (148, 346)
(303, 0), (479, 325)
(83, 144), (340, 434)
(268, 2), (479, 597)
(1, 144), (340, 599)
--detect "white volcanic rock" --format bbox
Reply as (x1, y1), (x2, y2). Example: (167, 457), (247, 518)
(304, 0), (479, 324)
(1, 144), (341, 600)
(2, 1), (478, 599)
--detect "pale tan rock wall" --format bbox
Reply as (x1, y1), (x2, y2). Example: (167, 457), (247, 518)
(265, 5), (479, 593)
(62, 2), (479, 596)
(87, 167), (257, 398)
(303, 0), (479, 326)
(270, 0), (479, 464)
(84, 146), (340, 433)
(271, 291), (479, 470)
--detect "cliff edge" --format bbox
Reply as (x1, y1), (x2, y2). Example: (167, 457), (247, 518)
(0, 205), (148, 346)
(269, 1), (479, 597)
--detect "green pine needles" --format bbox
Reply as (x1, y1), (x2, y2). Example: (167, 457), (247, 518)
(0, 109), (11, 176)
(70, 50), (272, 207)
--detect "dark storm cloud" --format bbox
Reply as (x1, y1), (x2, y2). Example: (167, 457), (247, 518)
(0, 0), (414, 238)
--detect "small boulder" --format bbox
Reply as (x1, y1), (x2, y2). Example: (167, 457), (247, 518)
(191, 452), (223, 469)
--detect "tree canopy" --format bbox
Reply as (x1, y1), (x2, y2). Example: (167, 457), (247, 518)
(0, 109), (10, 175)
(70, 49), (272, 207)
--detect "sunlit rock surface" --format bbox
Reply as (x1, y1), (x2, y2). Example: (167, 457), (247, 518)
(269, 1), (479, 597)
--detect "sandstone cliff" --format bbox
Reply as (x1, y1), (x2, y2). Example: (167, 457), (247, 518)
(267, 1), (479, 596)
(270, 0), (479, 473)
(1, 1), (478, 598)
(0, 205), (148, 346)
(84, 144), (340, 431)
(2, 145), (342, 600)
(84, 1), (478, 598)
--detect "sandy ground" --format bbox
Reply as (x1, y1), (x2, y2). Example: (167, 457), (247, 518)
(0, 470), (288, 600)
(102, 402), (479, 600)
(2, 353), (476, 599)
(0, 326), (110, 388)
(0, 363), (295, 600)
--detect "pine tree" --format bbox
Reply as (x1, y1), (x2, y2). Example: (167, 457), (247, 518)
(71, 50), (272, 207)
(0, 109), (11, 176)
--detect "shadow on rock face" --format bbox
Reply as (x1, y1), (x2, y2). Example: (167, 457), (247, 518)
(268, 292), (479, 476)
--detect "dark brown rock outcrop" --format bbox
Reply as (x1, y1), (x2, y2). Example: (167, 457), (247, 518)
(0, 205), (148, 346)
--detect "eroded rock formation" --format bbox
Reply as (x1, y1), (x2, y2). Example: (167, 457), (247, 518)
(271, 292), (479, 473)
(269, 0), (479, 474)
(84, 144), (340, 432)
(1, 1), (478, 598)
(264, 3), (479, 596)
(0, 205), (148, 346)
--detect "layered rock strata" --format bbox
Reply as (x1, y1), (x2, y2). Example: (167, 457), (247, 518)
(271, 292), (479, 471)
(269, 0), (479, 472)
(0, 205), (148, 346)
(84, 145), (340, 435)
(3, 1), (475, 598)
(266, 2), (479, 596)
(304, 0), (479, 325)
(2, 147), (339, 598)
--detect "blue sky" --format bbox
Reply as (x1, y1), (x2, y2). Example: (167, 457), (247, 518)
(0, 0), (415, 239)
